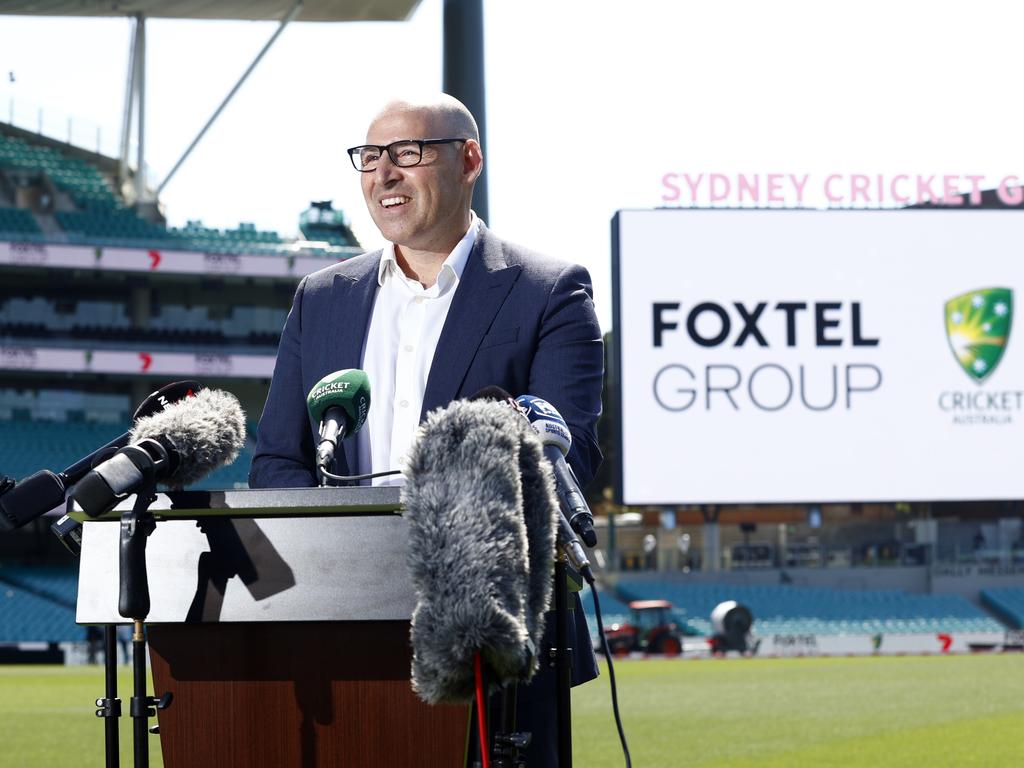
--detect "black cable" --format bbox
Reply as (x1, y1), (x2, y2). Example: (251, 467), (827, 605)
(317, 466), (403, 484)
(591, 586), (632, 768)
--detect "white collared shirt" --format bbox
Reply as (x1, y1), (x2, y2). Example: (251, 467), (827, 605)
(357, 213), (480, 485)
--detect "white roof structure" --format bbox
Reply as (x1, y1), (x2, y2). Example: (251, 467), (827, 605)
(0, 0), (420, 21)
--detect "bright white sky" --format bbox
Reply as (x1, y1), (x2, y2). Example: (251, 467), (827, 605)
(1, 0), (1022, 330)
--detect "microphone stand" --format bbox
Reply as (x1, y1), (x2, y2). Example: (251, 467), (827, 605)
(491, 681), (530, 767)
(553, 554), (573, 768)
(95, 626), (122, 768)
(118, 477), (173, 768)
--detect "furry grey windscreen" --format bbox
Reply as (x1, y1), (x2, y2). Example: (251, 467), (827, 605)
(129, 388), (246, 489)
(402, 399), (558, 705)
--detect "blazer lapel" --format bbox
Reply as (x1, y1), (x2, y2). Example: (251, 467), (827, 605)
(421, 227), (521, 417)
(326, 252), (381, 474)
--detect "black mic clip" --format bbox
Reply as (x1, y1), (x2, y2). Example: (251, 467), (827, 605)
(118, 465), (158, 621)
(0, 476), (14, 497)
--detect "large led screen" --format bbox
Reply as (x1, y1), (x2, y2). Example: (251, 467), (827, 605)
(612, 209), (1024, 504)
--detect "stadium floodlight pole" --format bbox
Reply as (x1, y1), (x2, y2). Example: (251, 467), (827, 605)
(155, 0), (304, 198)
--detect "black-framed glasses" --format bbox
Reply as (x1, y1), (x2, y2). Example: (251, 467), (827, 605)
(346, 138), (466, 172)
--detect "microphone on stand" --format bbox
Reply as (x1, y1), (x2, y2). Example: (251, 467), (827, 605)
(514, 395), (598, 548)
(470, 388), (596, 583)
(0, 381), (203, 534)
(305, 369), (370, 485)
(402, 397), (559, 705)
(72, 388), (246, 519)
(70, 388), (245, 621)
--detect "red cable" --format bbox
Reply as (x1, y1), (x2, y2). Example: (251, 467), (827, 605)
(474, 651), (491, 768)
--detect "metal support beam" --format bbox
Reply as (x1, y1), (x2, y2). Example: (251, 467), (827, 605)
(118, 16), (138, 188)
(155, 0), (304, 197)
(443, 0), (488, 224)
(133, 14), (147, 202)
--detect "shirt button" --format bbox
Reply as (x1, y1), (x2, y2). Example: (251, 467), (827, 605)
(404, 344), (414, 353)
(400, 400), (409, 408)
(414, 297), (424, 305)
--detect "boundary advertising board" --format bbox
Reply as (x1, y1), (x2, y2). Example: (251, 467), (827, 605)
(612, 209), (1024, 505)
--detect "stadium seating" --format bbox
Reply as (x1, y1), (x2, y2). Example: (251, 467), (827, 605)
(0, 297), (285, 348)
(168, 220), (287, 255)
(614, 580), (1006, 635)
(0, 418), (256, 490)
(0, 564), (78, 607)
(0, 564), (80, 643)
(1, 131), (345, 256)
(0, 582), (81, 642)
(56, 206), (175, 242)
(0, 388), (130, 423)
(0, 131), (119, 209)
(0, 206), (42, 236)
(980, 587), (1024, 629)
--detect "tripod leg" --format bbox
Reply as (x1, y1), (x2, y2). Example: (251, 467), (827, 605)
(102, 625), (120, 768)
(554, 559), (572, 767)
(132, 620), (149, 768)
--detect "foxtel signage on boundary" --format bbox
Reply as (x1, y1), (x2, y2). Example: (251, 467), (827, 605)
(612, 209), (1024, 505)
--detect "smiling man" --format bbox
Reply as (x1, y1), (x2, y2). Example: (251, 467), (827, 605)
(249, 94), (603, 766)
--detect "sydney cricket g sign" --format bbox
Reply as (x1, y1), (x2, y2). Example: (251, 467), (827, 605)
(612, 209), (1024, 504)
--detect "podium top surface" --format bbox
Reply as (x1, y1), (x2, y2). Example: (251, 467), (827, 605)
(70, 485), (404, 522)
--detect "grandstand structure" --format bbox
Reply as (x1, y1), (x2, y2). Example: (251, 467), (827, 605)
(0, 117), (364, 558)
(0, 108), (373, 657)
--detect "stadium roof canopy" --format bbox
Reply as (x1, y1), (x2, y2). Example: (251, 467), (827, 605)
(0, 0), (489, 218)
(0, 0), (420, 22)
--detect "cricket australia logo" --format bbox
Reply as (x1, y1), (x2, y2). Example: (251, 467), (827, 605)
(945, 288), (1012, 383)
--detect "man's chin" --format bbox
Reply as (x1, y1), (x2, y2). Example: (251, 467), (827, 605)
(371, 219), (410, 245)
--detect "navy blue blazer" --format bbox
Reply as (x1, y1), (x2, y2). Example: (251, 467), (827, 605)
(249, 224), (604, 490)
(250, 226), (604, 765)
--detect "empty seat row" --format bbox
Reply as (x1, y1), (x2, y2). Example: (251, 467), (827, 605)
(0, 132), (118, 209)
(981, 588), (1024, 629)
(0, 206), (41, 235)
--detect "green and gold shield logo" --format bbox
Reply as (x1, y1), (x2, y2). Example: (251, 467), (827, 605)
(945, 288), (1012, 382)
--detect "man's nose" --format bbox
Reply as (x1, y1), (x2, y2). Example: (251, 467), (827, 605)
(374, 153), (403, 183)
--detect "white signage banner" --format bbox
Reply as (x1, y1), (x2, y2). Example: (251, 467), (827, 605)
(0, 240), (349, 279)
(0, 346), (275, 378)
(613, 209), (1024, 504)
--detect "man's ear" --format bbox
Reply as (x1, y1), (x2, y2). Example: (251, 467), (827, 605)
(462, 139), (484, 185)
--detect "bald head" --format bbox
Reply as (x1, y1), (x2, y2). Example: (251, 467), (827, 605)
(367, 94), (480, 144)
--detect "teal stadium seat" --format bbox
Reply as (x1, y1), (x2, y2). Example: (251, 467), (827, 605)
(0, 132), (118, 209)
(981, 588), (1024, 629)
(0, 564), (79, 643)
(0, 206), (42, 237)
(1, 131), (321, 256)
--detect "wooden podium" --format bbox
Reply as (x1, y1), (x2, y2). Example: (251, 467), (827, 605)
(74, 487), (470, 768)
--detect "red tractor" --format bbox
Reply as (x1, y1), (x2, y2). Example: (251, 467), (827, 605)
(602, 599), (687, 656)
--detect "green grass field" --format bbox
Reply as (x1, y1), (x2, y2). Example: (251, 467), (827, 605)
(1, 655), (1022, 766)
(573, 655), (1024, 767)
